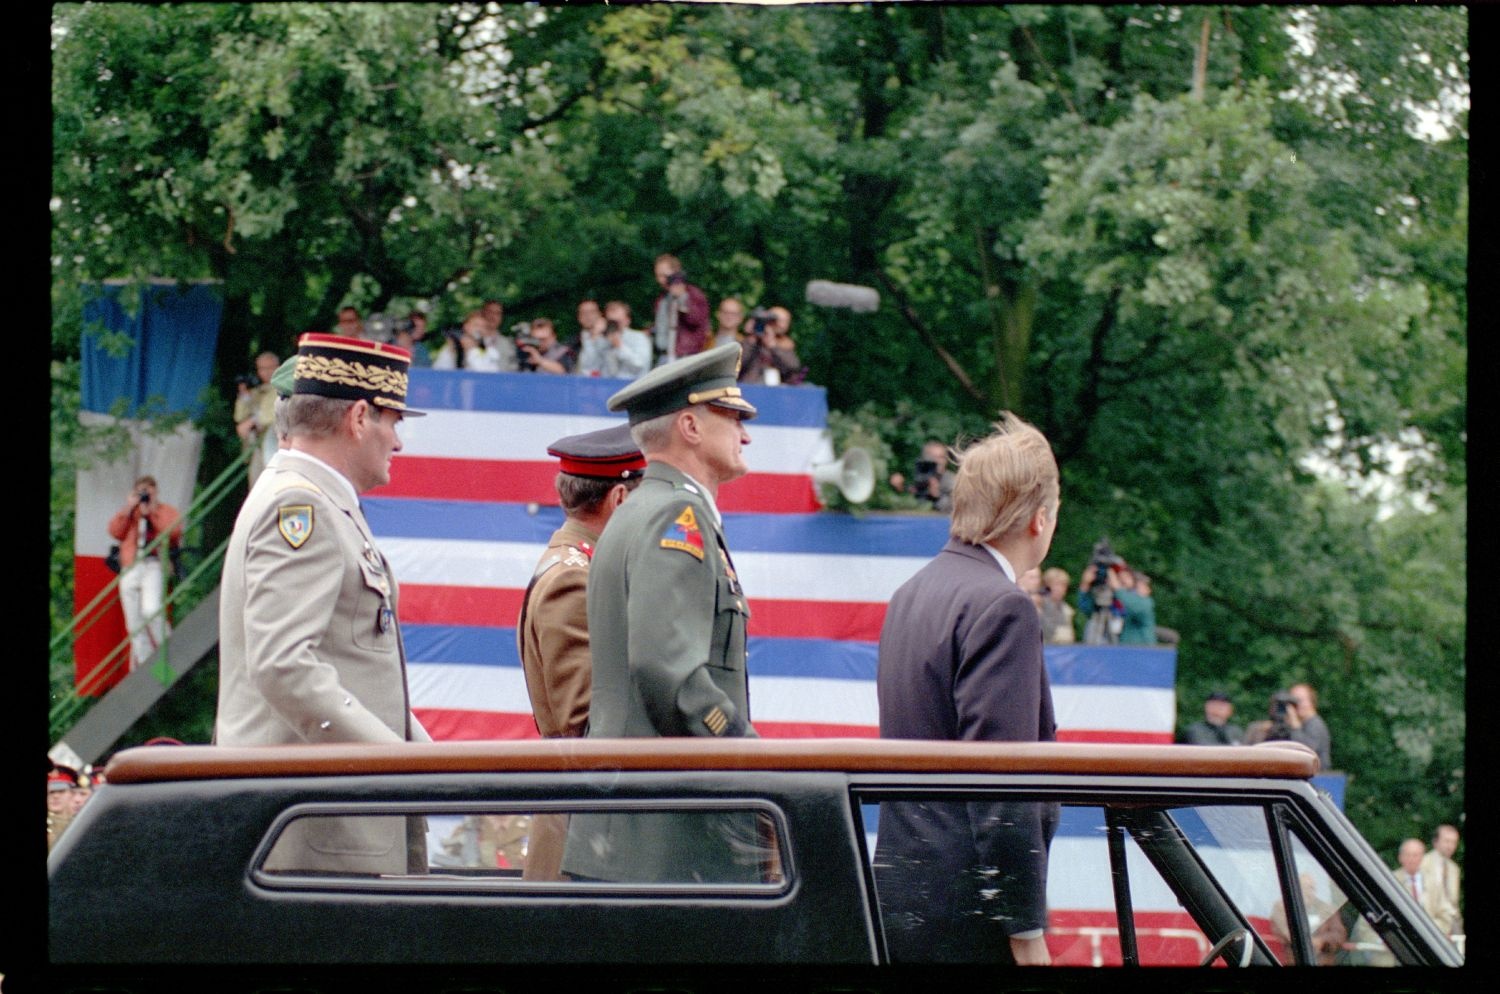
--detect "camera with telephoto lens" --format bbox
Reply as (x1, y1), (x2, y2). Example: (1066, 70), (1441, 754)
(911, 458), (941, 492)
(1268, 690), (1299, 739)
(749, 307), (773, 337)
(512, 322), (543, 351)
(233, 372), (260, 391)
(667, 270), (687, 288)
(136, 489), (151, 504)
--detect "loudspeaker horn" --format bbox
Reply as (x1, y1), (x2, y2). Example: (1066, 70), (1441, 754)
(812, 446), (875, 504)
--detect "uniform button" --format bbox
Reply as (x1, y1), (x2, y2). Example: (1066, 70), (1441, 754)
(344, 697), (353, 706)
(319, 720), (332, 730)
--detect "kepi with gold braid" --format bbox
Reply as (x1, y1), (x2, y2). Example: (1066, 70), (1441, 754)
(292, 333), (426, 416)
(606, 342), (758, 425)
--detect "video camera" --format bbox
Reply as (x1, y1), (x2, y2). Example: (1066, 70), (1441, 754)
(1089, 538), (1123, 604)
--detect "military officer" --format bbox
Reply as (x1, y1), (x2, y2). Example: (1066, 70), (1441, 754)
(214, 333), (431, 875)
(519, 423), (646, 739)
(562, 343), (767, 885)
(518, 424), (645, 881)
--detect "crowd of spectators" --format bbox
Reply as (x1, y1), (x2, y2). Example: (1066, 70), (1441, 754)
(286, 254), (808, 388)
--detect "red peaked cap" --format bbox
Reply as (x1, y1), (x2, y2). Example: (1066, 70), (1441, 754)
(546, 423), (646, 480)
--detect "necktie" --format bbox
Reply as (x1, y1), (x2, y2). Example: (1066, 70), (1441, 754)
(1409, 876), (1419, 901)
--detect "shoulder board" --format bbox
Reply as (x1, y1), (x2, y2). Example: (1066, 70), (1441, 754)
(272, 474), (324, 497)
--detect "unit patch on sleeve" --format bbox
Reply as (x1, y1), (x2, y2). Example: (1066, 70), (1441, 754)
(660, 505), (705, 560)
(277, 505), (314, 549)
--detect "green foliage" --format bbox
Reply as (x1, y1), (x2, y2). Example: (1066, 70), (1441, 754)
(51, 4), (1465, 852)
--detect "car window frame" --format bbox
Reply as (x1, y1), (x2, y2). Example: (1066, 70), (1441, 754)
(848, 774), (1454, 968)
(249, 796), (796, 900)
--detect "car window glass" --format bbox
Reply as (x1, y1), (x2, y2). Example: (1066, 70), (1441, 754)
(1166, 805), (1283, 959)
(259, 806), (785, 888)
(1285, 831), (1399, 966)
(862, 799), (1239, 965)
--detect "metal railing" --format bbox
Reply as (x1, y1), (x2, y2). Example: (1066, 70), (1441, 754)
(48, 446), (252, 740)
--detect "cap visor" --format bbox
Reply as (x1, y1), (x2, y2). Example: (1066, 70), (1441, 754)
(710, 397), (758, 420)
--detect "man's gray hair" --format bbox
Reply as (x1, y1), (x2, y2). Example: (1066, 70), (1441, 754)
(629, 410), (680, 454)
(272, 396), (292, 443)
(284, 394), (356, 440)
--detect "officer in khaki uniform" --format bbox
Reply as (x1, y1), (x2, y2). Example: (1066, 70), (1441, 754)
(215, 333), (431, 876)
(518, 424), (644, 881)
(562, 344), (767, 885)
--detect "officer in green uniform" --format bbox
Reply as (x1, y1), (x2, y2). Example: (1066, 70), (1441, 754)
(562, 343), (767, 884)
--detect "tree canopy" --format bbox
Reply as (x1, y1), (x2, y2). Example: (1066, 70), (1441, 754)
(52, 3), (1465, 856)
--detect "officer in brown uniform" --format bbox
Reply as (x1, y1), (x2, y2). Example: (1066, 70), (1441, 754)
(517, 424), (646, 740)
(517, 424), (644, 881)
(47, 766), (78, 853)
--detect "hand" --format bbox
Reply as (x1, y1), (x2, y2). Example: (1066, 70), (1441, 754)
(1009, 934), (1051, 966)
(235, 418), (256, 442)
(889, 472), (906, 490)
(1081, 564), (1097, 588)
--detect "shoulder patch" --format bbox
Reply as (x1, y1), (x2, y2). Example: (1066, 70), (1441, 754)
(277, 505), (314, 548)
(660, 505), (705, 560)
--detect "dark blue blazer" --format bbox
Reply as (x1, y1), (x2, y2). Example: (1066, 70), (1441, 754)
(874, 538), (1059, 962)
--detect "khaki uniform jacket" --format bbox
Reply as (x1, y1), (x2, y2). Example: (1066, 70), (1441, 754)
(518, 519), (600, 740)
(562, 460), (759, 884)
(1418, 850), (1462, 934)
(214, 455), (430, 874)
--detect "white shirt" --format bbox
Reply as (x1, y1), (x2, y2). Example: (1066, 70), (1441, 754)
(281, 449), (360, 507)
(980, 544), (1018, 583)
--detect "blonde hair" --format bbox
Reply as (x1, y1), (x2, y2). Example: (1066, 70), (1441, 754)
(1042, 567), (1070, 591)
(948, 412), (1059, 545)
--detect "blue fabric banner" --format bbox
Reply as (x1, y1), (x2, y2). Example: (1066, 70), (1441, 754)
(80, 281), (223, 419)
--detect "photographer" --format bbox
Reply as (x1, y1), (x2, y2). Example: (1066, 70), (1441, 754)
(432, 311), (518, 371)
(1245, 683), (1332, 768)
(889, 440), (955, 512)
(517, 317), (575, 375)
(650, 254), (710, 364)
(106, 476), (183, 671)
(233, 351), (280, 485)
(737, 306), (803, 386)
(1076, 541), (1155, 645)
(392, 312), (432, 367)
(578, 300), (651, 379)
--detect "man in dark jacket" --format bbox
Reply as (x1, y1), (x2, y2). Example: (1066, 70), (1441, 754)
(1181, 691), (1244, 746)
(874, 412), (1061, 965)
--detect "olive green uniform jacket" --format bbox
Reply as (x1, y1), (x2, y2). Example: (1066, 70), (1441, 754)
(562, 460), (761, 884)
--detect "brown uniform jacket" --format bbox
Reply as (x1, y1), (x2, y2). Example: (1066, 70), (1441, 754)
(518, 518), (599, 739)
